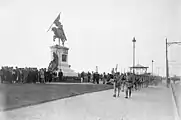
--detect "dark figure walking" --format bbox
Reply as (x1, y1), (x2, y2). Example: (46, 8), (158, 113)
(125, 81), (132, 98)
(125, 73), (133, 98)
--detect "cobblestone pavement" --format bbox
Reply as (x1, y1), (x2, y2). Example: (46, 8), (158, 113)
(1, 84), (176, 120)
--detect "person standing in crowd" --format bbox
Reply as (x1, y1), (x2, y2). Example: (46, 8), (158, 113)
(58, 69), (63, 81)
(12, 69), (17, 83)
(44, 69), (47, 82)
(27, 68), (32, 83)
(40, 69), (45, 83)
(90, 71), (93, 83)
(20, 68), (24, 83)
(81, 71), (84, 83)
(43, 68), (47, 82)
(87, 71), (91, 83)
(134, 75), (138, 91)
(39, 69), (42, 83)
(52, 71), (57, 82)
(0, 68), (3, 83)
(15, 67), (19, 83)
(99, 73), (101, 83)
(23, 68), (28, 83)
(35, 68), (38, 83)
(48, 71), (52, 82)
(38, 69), (41, 83)
(103, 72), (106, 84)
(2, 67), (7, 83)
(32, 69), (36, 83)
(7, 68), (12, 83)
(1, 67), (5, 83)
(95, 72), (99, 84)
(93, 72), (96, 84)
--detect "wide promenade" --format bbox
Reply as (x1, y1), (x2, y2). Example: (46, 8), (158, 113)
(1, 83), (177, 120)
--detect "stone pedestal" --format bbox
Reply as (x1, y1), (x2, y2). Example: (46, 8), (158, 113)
(50, 45), (78, 77)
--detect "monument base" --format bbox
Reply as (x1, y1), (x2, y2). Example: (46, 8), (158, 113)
(59, 66), (78, 77)
(50, 45), (78, 77)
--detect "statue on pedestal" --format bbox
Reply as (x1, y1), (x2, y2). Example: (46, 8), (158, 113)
(47, 13), (78, 77)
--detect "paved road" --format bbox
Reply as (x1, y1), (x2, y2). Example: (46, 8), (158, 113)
(1, 84), (176, 120)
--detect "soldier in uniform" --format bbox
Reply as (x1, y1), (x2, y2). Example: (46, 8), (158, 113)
(125, 73), (133, 98)
(113, 72), (121, 97)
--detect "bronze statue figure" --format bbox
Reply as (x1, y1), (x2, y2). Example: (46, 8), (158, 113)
(51, 15), (67, 46)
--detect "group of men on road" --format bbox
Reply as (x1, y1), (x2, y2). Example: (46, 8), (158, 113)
(79, 70), (153, 98)
(112, 72), (151, 98)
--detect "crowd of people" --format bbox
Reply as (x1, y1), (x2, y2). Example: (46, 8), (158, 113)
(0, 66), (160, 99)
(0, 66), (63, 84)
(79, 70), (159, 98)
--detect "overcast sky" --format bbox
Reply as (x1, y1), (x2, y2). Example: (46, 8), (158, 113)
(0, 0), (181, 76)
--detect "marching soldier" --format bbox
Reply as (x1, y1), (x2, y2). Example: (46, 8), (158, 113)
(125, 73), (133, 98)
(113, 72), (121, 97)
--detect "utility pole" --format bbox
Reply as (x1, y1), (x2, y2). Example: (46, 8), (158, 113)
(166, 38), (169, 87)
(152, 60), (154, 76)
(166, 38), (181, 88)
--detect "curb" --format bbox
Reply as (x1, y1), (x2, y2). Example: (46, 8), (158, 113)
(1, 86), (113, 112)
(170, 84), (180, 120)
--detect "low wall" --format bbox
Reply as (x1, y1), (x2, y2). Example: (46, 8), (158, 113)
(171, 82), (181, 119)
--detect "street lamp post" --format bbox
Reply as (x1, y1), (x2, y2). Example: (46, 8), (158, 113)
(132, 37), (136, 74)
(166, 38), (181, 88)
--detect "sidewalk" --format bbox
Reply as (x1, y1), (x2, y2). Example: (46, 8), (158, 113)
(2, 84), (176, 120)
(171, 82), (181, 119)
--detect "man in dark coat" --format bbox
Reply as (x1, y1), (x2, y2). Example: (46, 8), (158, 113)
(95, 72), (99, 84)
(7, 68), (13, 83)
(15, 67), (21, 83)
(49, 71), (53, 82)
(0, 69), (3, 83)
(58, 69), (63, 81)
(87, 72), (91, 83)
(12, 69), (17, 83)
(81, 71), (84, 82)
